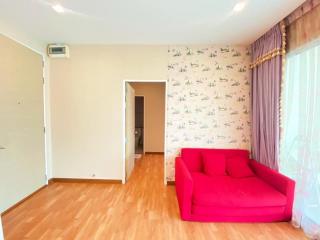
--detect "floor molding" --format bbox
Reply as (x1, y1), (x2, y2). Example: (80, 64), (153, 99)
(167, 181), (175, 185)
(1, 185), (47, 216)
(49, 178), (122, 184)
(144, 152), (164, 155)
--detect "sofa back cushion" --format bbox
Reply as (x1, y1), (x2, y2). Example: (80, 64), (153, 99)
(202, 152), (226, 176)
(227, 155), (255, 178)
(180, 148), (250, 172)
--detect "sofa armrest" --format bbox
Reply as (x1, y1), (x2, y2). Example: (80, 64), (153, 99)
(250, 160), (295, 195)
(175, 157), (193, 220)
(250, 160), (295, 220)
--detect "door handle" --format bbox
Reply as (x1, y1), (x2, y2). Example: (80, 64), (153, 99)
(0, 146), (6, 150)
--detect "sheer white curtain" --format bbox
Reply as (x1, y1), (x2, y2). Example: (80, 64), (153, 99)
(280, 40), (320, 239)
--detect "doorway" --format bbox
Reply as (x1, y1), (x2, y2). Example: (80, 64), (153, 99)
(123, 80), (167, 184)
(135, 96), (144, 155)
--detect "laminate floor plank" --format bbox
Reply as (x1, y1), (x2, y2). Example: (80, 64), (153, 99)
(2, 154), (307, 240)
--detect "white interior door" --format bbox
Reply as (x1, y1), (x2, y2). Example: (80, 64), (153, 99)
(0, 217), (3, 240)
(125, 83), (135, 181)
(0, 34), (46, 213)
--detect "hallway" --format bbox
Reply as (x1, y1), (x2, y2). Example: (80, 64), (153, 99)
(2, 154), (306, 240)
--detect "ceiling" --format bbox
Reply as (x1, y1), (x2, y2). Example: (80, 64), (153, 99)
(0, 0), (305, 45)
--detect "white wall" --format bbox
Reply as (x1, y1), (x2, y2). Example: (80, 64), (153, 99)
(49, 45), (168, 180)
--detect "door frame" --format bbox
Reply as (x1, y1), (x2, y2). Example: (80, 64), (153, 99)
(122, 79), (167, 185)
(134, 95), (145, 154)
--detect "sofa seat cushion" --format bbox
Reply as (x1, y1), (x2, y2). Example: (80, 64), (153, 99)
(192, 173), (287, 208)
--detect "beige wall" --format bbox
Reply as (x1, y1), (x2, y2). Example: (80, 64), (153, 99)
(0, 34), (45, 212)
(131, 83), (165, 152)
(49, 45), (168, 180)
(49, 44), (252, 182)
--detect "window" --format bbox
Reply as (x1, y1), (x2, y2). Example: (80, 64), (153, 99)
(280, 40), (320, 238)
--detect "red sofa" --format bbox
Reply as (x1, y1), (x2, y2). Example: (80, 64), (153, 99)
(175, 148), (295, 222)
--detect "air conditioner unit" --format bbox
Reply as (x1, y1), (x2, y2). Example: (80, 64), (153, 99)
(47, 44), (70, 58)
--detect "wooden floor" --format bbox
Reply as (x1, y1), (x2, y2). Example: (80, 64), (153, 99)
(2, 154), (307, 240)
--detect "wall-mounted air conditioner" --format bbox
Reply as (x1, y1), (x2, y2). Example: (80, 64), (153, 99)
(47, 44), (70, 58)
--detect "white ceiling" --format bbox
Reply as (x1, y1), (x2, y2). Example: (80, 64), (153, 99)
(0, 0), (305, 45)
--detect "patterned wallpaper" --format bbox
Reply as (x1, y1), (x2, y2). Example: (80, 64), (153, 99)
(166, 45), (252, 181)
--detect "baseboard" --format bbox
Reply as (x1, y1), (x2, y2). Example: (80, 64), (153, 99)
(49, 178), (122, 184)
(144, 152), (164, 155)
(167, 181), (175, 185)
(1, 185), (47, 216)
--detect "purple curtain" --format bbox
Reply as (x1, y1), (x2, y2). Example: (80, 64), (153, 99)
(251, 24), (284, 171)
